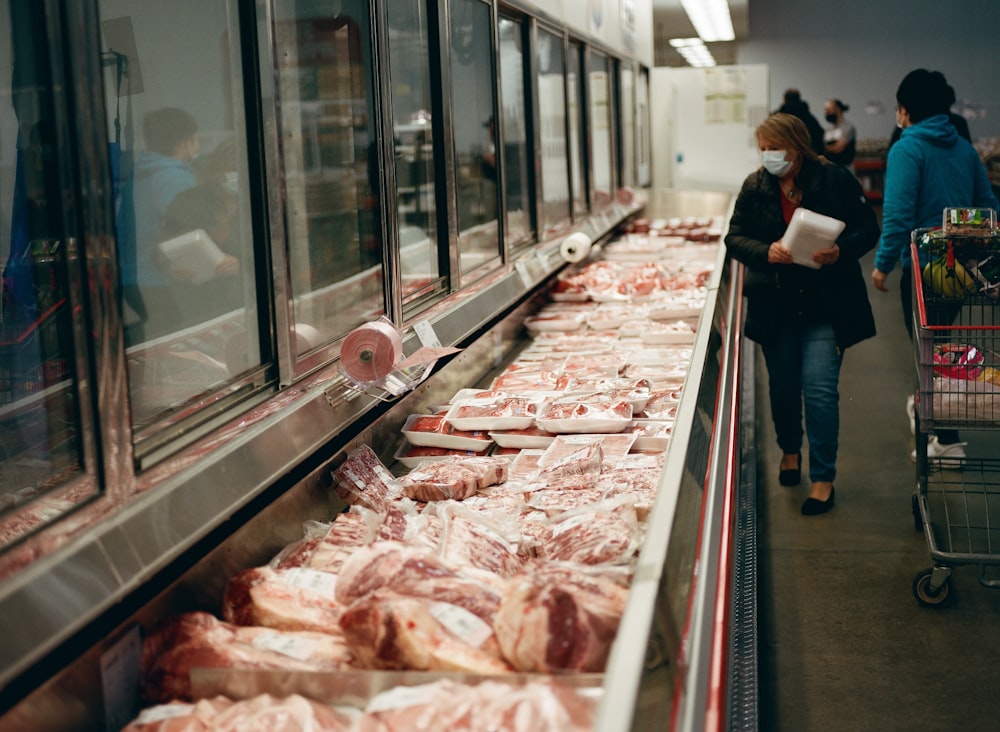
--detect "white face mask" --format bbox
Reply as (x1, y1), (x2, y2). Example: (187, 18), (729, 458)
(761, 150), (792, 177)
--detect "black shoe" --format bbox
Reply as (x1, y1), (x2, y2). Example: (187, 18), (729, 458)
(778, 452), (801, 487)
(801, 486), (835, 516)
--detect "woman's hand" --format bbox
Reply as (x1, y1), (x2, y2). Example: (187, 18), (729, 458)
(768, 241), (793, 264)
(871, 268), (889, 292)
(813, 244), (840, 267)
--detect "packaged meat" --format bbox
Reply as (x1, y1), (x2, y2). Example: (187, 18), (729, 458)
(493, 563), (628, 673)
(121, 694), (355, 732)
(444, 396), (539, 431)
(401, 413), (494, 451)
(535, 396), (632, 434)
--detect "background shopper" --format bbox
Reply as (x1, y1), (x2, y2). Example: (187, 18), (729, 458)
(871, 68), (998, 461)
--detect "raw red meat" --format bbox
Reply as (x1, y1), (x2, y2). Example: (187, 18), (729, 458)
(221, 565), (342, 633)
(493, 563), (628, 673)
(396, 456), (508, 502)
(122, 694), (354, 731)
(141, 612), (353, 703)
(363, 678), (597, 732)
(331, 445), (396, 512)
(536, 504), (640, 565)
(339, 594), (511, 673)
(333, 541), (506, 622)
(270, 513), (370, 573)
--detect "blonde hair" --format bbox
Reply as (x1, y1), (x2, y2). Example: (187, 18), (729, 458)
(756, 113), (824, 164)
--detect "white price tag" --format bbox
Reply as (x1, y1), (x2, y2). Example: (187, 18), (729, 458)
(429, 602), (494, 648)
(413, 319), (442, 348)
(283, 568), (338, 596)
(535, 249), (551, 270)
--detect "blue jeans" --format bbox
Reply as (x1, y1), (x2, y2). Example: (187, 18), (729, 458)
(762, 322), (843, 483)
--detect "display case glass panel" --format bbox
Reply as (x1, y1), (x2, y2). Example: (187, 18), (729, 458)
(0, 1), (88, 545)
(588, 50), (614, 209)
(101, 0), (262, 430)
(271, 0), (384, 349)
(637, 67), (651, 188)
(620, 63), (636, 189)
(388, 0), (442, 305)
(449, 0), (501, 277)
(567, 40), (587, 217)
(498, 16), (534, 249)
(536, 28), (570, 238)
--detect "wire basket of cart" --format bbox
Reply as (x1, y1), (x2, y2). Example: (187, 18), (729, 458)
(909, 209), (1000, 605)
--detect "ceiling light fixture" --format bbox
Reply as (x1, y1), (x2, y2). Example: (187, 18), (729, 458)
(669, 37), (717, 67)
(679, 0), (735, 42)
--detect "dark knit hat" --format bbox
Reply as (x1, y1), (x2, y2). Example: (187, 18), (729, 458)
(896, 69), (952, 123)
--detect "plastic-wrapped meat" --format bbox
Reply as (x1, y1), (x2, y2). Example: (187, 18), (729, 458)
(333, 540), (506, 622)
(638, 388), (683, 419)
(339, 594), (510, 673)
(373, 501), (442, 551)
(121, 694), (354, 731)
(140, 612), (353, 704)
(437, 503), (526, 577)
(526, 486), (607, 517)
(271, 513), (371, 573)
(540, 397), (632, 421)
(331, 445), (397, 512)
(395, 456), (508, 502)
(221, 565), (344, 634)
(493, 562), (629, 673)
(363, 679), (597, 732)
(536, 502), (640, 565)
(534, 443), (603, 491)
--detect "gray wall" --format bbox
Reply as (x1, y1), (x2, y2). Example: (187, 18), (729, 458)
(735, 0), (1000, 144)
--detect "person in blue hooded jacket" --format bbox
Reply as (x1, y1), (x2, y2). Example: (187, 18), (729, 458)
(120, 107), (200, 342)
(871, 69), (998, 461)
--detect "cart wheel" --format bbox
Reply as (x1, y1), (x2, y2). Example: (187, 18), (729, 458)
(913, 569), (951, 606)
(911, 493), (922, 532)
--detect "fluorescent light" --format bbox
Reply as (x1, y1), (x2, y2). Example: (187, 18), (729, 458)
(669, 37), (717, 67)
(680, 0), (735, 42)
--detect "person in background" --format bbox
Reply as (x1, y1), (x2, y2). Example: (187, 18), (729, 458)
(125, 107), (200, 342)
(871, 68), (999, 463)
(823, 98), (856, 168)
(777, 88), (826, 156)
(726, 113), (879, 516)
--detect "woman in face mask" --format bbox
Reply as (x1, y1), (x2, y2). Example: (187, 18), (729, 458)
(822, 98), (856, 168)
(725, 113), (881, 515)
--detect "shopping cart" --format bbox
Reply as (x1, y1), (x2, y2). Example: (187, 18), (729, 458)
(910, 214), (1000, 606)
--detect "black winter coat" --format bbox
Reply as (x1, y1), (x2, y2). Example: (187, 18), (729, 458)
(725, 158), (880, 350)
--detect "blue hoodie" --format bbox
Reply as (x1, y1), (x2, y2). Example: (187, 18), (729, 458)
(874, 114), (998, 274)
(124, 150), (196, 288)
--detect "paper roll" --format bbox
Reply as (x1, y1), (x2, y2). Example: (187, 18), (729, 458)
(341, 320), (404, 383)
(292, 323), (323, 353)
(560, 232), (592, 263)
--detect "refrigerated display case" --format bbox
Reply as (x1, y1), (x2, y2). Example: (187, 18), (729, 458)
(0, 189), (759, 731)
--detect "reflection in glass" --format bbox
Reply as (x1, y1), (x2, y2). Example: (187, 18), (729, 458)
(388, 0), (441, 304)
(566, 41), (587, 218)
(105, 0), (261, 429)
(637, 69), (651, 187)
(536, 29), (570, 238)
(498, 17), (533, 249)
(273, 1), (384, 350)
(589, 51), (614, 209)
(449, 0), (500, 276)
(621, 64), (636, 189)
(0, 0), (84, 542)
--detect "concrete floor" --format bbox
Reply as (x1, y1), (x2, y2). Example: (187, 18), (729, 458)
(756, 250), (1000, 731)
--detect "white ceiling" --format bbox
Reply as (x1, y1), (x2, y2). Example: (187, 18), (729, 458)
(651, 0), (749, 66)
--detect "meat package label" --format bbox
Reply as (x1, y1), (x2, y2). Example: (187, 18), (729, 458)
(251, 632), (320, 661)
(429, 602), (493, 648)
(282, 567), (338, 595)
